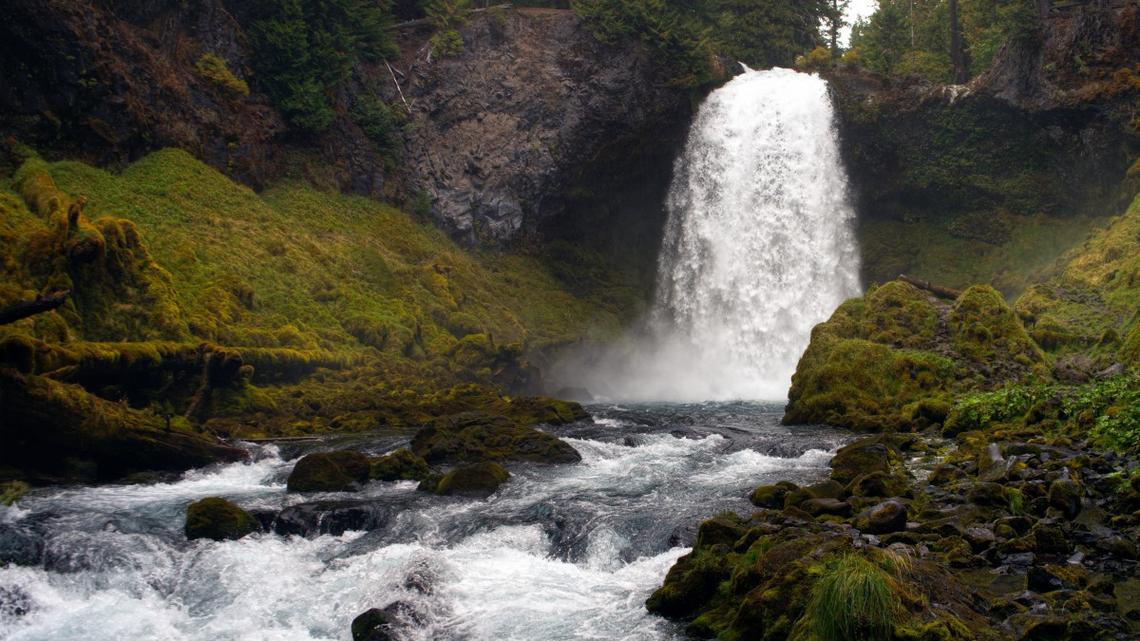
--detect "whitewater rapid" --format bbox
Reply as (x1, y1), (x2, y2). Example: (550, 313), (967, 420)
(0, 405), (847, 641)
(556, 68), (861, 402)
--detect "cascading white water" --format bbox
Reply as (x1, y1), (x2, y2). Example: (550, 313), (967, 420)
(560, 67), (861, 402)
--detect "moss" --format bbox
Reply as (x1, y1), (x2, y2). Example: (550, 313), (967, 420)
(195, 53), (250, 96)
(431, 461), (509, 497)
(0, 480), (30, 506)
(949, 285), (1046, 378)
(184, 496), (257, 541)
(369, 448), (432, 482)
(286, 450), (371, 492)
(410, 411), (582, 465)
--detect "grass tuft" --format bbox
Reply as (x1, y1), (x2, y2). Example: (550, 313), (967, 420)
(803, 554), (904, 641)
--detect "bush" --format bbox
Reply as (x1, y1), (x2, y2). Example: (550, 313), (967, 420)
(195, 54), (250, 96)
(796, 46), (833, 72)
(350, 93), (405, 158)
(426, 0), (471, 57)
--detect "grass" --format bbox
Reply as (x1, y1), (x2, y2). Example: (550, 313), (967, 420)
(802, 554), (904, 641)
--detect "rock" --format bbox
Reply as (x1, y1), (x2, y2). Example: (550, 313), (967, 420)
(369, 449), (431, 482)
(0, 523), (43, 566)
(784, 480), (845, 508)
(928, 464), (967, 485)
(1094, 363), (1125, 379)
(964, 527), (996, 552)
(967, 482), (1008, 507)
(184, 497), (257, 541)
(847, 471), (908, 497)
(286, 450), (371, 492)
(978, 443), (1010, 482)
(800, 498), (852, 517)
(423, 462), (509, 498)
(695, 514), (748, 548)
(829, 438), (902, 485)
(645, 548), (733, 618)
(351, 608), (393, 641)
(411, 412), (580, 465)
(272, 500), (391, 537)
(857, 499), (908, 534)
(1047, 479), (1082, 520)
(1030, 524), (1069, 555)
(749, 481), (797, 508)
(1027, 566), (1069, 593)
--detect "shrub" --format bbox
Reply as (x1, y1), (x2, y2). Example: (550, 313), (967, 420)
(426, 0), (471, 57)
(796, 46), (833, 72)
(195, 54), (250, 96)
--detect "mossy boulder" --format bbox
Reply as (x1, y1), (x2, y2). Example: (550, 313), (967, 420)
(421, 461), (509, 497)
(1047, 479), (1082, 519)
(750, 481), (798, 508)
(410, 412), (581, 465)
(184, 497), (257, 541)
(854, 499), (908, 534)
(369, 449), (431, 482)
(829, 437), (904, 485)
(645, 546), (734, 618)
(847, 470), (909, 498)
(286, 450), (371, 492)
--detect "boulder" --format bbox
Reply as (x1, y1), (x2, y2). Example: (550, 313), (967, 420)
(847, 471), (908, 498)
(857, 500), (908, 534)
(928, 464), (967, 485)
(286, 450), (370, 492)
(184, 497), (257, 541)
(351, 608), (393, 641)
(964, 527), (996, 552)
(273, 500), (391, 537)
(1047, 479), (1082, 519)
(830, 438), (902, 485)
(421, 462), (509, 498)
(784, 480), (844, 508)
(800, 498), (852, 517)
(411, 412), (580, 465)
(369, 449), (431, 482)
(750, 481), (797, 508)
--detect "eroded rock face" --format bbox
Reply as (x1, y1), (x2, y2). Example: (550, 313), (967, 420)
(390, 9), (692, 244)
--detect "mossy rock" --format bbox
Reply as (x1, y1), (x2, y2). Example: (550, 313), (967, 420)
(645, 547), (733, 618)
(847, 470), (909, 498)
(830, 437), (904, 485)
(750, 481), (798, 508)
(428, 461), (509, 497)
(369, 448), (432, 482)
(410, 412), (581, 465)
(184, 497), (257, 541)
(502, 396), (589, 426)
(286, 450), (371, 492)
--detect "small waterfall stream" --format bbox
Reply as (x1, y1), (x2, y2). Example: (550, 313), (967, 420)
(558, 68), (861, 402)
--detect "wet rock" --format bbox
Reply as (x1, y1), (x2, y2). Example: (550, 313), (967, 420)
(829, 438), (901, 485)
(369, 449), (431, 482)
(411, 412), (580, 465)
(422, 461), (509, 498)
(351, 607), (393, 641)
(695, 514), (748, 548)
(0, 523), (43, 566)
(184, 497), (257, 541)
(967, 482), (1008, 507)
(1047, 479), (1082, 520)
(856, 499), (908, 534)
(645, 548), (733, 618)
(846, 471), (909, 498)
(273, 501), (391, 537)
(286, 450), (371, 492)
(783, 480), (844, 507)
(749, 481), (797, 508)
(964, 527), (996, 552)
(928, 463), (967, 485)
(800, 498), (852, 517)
(1027, 566), (1074, 593)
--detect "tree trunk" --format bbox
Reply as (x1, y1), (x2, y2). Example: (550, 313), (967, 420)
(898, 274), (963, 300)
(949, 0), (968, 83)
(0, 290), (70, 326)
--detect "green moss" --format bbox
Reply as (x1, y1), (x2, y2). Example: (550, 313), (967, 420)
(949, 285), (1046, 377)
(369, 448), (432, 481)
(195, 53), (250, 97)
(184, 496), (257, 541)
(286, 450), (371, 492)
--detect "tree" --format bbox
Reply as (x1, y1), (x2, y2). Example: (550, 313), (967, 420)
(824, 0), (851, 55)
(948, 0), (968, 82)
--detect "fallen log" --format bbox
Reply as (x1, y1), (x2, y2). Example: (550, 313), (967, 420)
(898, 275), (963, 300)
(0, 290), (70, 325)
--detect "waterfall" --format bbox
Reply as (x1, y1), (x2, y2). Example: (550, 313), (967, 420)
(559, 67), (861, 402)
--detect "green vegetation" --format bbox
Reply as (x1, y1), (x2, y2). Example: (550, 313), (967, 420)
(246, 0), (398, 132)
(184, 497), (258, 541)
(804, 554), (903, 641)
(426, 0), (471, 57)
(0, 147), (625, 444)
(572, 0), (832, 87)
(849, 0), (1041, 82)
(195, 54), (250, 97)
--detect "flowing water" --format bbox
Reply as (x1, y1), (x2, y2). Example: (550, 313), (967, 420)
(0, 405), (848, 641)
(554, 68), (861, 402)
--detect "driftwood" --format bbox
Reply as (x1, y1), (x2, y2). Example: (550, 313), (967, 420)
(898, 275), (963, 300)
(389, 4), (512, 29)
(0, 290), (70, 326)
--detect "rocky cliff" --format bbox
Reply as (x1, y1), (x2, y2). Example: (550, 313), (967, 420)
(0, 2), (690, 254)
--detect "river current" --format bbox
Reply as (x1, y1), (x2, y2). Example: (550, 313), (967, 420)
(0, 404), (847, 641)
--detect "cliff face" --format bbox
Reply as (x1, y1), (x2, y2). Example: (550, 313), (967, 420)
(0, 2), (690, 252)
(390, 9), (692, 245)
(829, 4), (1139, 297)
